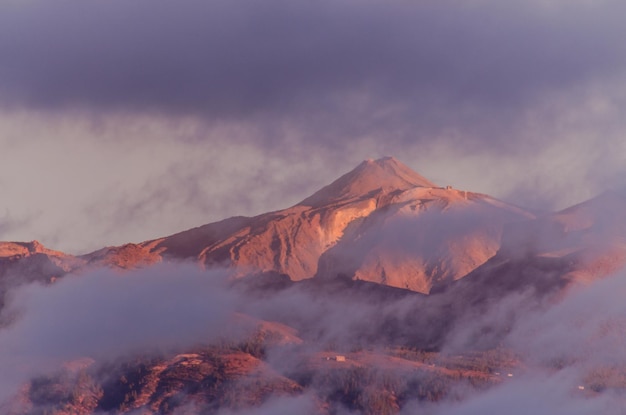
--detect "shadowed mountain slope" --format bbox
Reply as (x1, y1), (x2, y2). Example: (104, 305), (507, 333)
(432, 191), (626, 325)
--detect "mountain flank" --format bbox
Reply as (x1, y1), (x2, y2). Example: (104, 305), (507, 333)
(1, 158), (537, 294)
(4, 157), (625, 296)
(127, 157), (535, 293)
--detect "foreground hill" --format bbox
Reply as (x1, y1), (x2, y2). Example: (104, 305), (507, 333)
(6, 327), (516, 415)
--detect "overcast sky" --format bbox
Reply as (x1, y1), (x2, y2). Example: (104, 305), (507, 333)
(1, 0), (626, 253)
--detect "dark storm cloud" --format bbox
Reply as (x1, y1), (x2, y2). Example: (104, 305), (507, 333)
(2, 0), (626, 246)
(1, 0), (626, 148)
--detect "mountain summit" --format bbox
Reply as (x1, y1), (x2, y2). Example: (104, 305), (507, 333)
(300, 157), (436, 207)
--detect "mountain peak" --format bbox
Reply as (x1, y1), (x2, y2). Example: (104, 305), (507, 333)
(300, 157), (436, 207)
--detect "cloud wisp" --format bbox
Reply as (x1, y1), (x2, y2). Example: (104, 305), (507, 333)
(0, 263), (243, 404)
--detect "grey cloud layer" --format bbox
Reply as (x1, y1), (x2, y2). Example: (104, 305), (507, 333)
(2, 1), (625, 145)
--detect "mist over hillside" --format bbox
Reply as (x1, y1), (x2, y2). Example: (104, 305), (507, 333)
(3, 0), (626, 412)
(2, 158), (626, 414)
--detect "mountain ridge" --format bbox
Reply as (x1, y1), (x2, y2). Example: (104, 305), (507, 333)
(5, 157), (623, 295)
(70, 157), (536, 293)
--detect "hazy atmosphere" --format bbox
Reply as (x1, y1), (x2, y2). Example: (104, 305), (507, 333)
(1, 0), (626, 253)
(2, 2), (626, 414)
